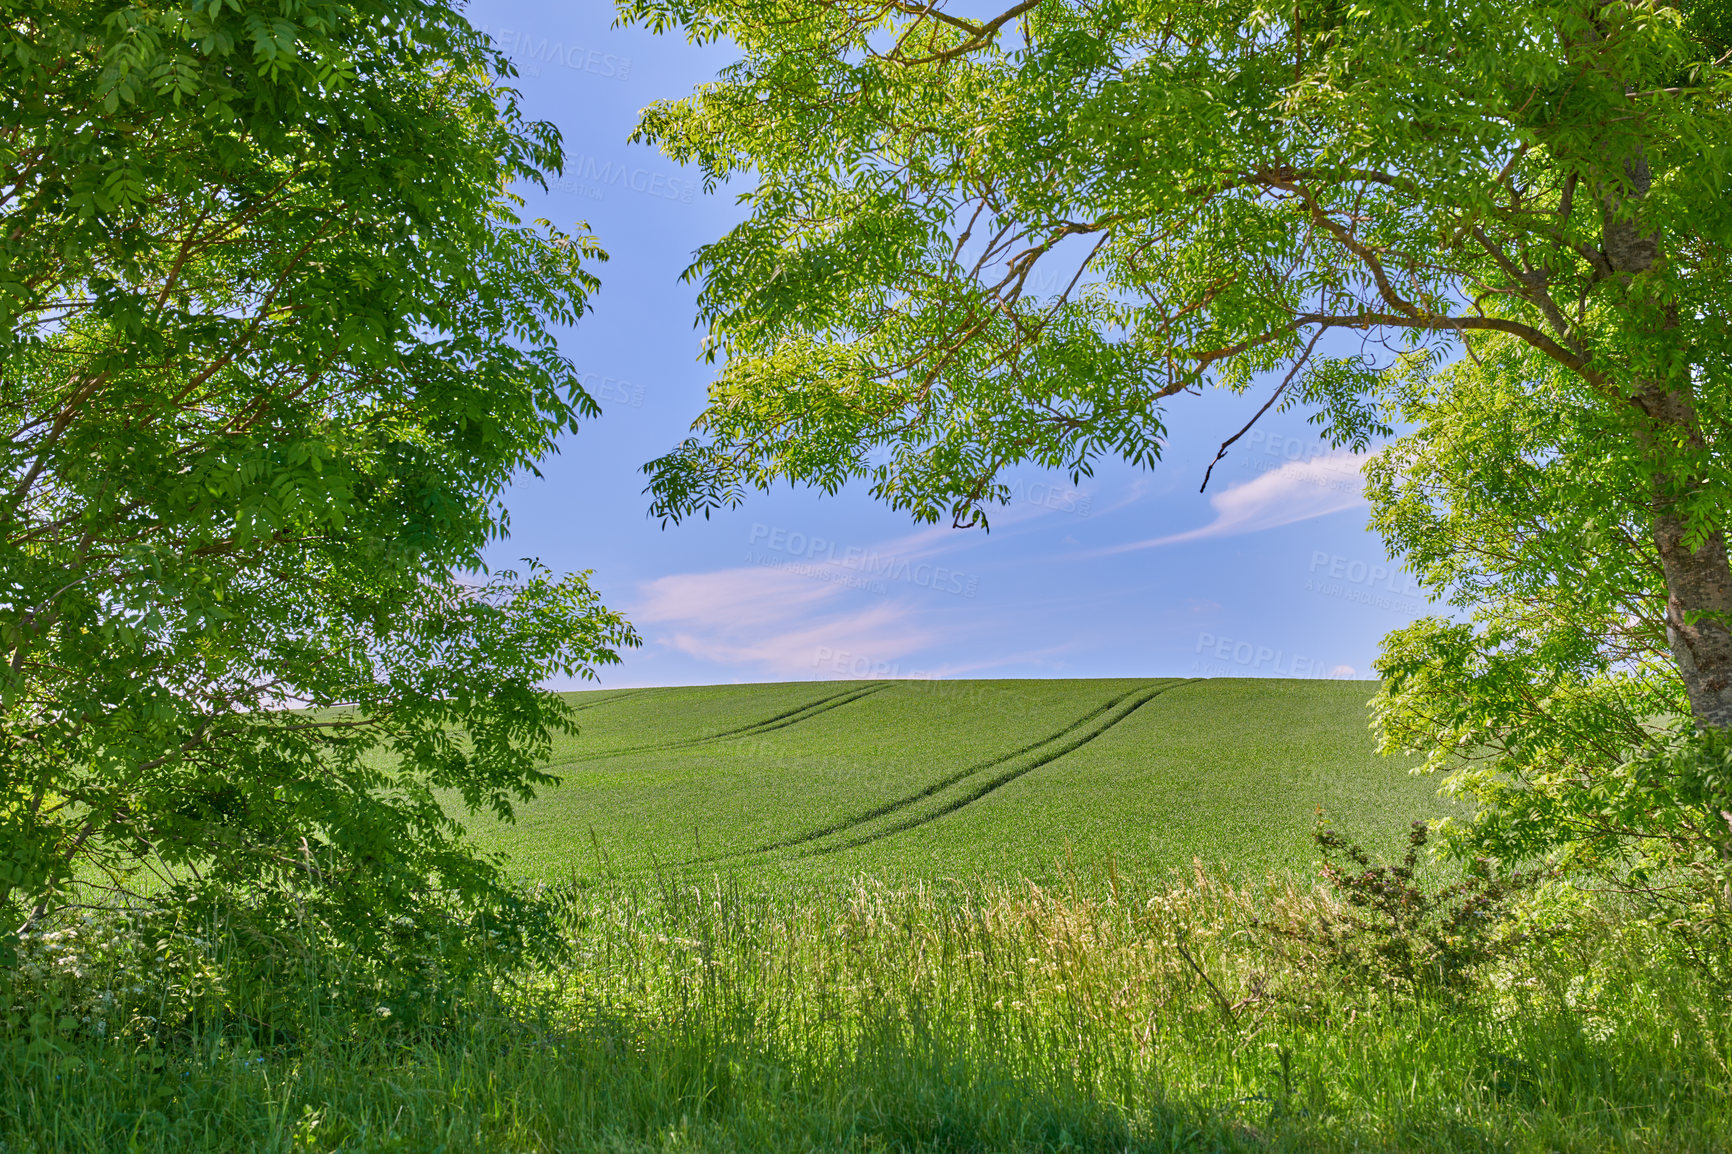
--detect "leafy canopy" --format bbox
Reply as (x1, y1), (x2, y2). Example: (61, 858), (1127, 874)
(0, 0), (635, 961)
(622, 0), (1731, 530)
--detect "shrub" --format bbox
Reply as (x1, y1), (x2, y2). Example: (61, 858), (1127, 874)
(1278, 819), (1541, 998)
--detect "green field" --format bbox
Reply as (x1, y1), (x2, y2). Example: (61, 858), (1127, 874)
(473, 677), (1449, 883)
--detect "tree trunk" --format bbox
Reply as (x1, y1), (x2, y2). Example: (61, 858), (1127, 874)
(1584, 114), (1732, 905)
(1645, 383), (1732, 730)
(1656, 519), (1732, 729)
(1600, 153), (1732, 728)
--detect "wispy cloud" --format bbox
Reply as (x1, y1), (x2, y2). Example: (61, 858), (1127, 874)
(634, 563), (937, 677)
(1089, 450), (1373, 556)
(631, 512), (1093, 678)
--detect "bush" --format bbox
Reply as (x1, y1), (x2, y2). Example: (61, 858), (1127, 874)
(1274, 819), (1541, 998)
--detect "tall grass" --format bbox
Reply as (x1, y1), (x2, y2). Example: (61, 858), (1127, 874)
(3, 862), (1728, 1152)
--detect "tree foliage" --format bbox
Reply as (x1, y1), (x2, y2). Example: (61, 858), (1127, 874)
(1367, 333), (1732, 935)
(0, 0), (636, 958)
(628, 1), (1722, 504)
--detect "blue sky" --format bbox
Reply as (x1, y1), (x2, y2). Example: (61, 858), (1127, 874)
(466, 0), (1433, 689)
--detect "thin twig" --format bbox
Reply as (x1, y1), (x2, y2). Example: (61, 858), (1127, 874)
(1175, 933), (1237, 1024)
(1200, 326), (1324, 492)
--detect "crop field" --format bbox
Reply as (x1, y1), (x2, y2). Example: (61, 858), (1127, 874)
(469, 677), (1449, 884)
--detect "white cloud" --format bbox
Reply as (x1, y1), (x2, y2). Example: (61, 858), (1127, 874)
(630, 515), (1095, 678)
(1090, 450), (1373, 556)
(636, 566), (836, 629)
(634, 561), (937, 678)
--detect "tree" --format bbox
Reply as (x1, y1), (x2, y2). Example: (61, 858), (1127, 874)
(1365, 329), (1732, 946)
(621, 0), (1732, 731)
(0, 0), (635, 960)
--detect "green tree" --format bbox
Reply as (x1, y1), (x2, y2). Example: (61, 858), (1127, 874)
(623, 0), (1732, 733)
(0, 0), (635, 958)
(1366, 329), (1732, 943)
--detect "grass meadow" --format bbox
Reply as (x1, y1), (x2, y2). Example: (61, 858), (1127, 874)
(6, 678), (1729, 1152)
(478, 678), (1444, 884)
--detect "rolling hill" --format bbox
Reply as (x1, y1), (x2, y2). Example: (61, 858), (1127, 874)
(466, 677), (1449, 885)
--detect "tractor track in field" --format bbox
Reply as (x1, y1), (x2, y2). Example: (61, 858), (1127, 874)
(802, 678), (1196, 855)
(566, 687), (656, 712)
(544, 682), (890, 768)
(674, 678), (1195, 869)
